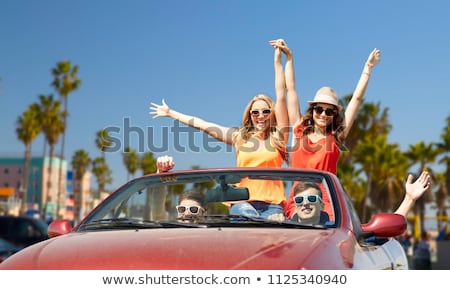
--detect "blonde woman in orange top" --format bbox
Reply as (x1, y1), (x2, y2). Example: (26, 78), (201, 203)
(150, 90), (289, 219)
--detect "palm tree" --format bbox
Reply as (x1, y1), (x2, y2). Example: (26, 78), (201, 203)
(434, 173), (448, 231)
(91, 156), (112, 200)
(368, 142), (408, 212)
(122, 146), (139, 181)
(51, 60), (81, 219)
(338, 160), (367, 215)
(15, 103), (42, 214)
(95, 129), (112, 159)
(436, 116), (450, 195)
(436, 115), (450, 231)
(140, 152), (157, 175)
(338, 98), (397, 221)
(339, 97), (391, 165)
(71, 149), (91, 222)
(38, 94), (65, 218)
(353, 134), (408, 222)
(405, 141), (439, 235)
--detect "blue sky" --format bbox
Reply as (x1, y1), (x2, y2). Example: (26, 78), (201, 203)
(1, 0), (449, 191)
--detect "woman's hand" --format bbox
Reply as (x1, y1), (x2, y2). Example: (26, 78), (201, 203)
(269, 39), (292, 57)
(366, 48), (381, 68)
(149, 99), (171, 118)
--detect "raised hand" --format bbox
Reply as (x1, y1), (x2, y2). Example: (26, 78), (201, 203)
(149, 99), (171, 118)
(366, 48), (381, 67)
(269, 38), (284, 47)
(405, 171), (431, 202)
(156, 155), (175, 173)
(269, 39), (292, 57)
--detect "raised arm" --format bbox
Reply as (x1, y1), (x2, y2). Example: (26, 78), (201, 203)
(342, 48), (381, 139)
(394, 171), (431, 217)
(282, 41), (302, 129)
(269, 39), (289, 143)
(150, 99), (234, 145)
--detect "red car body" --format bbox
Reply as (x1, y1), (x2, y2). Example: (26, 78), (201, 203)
(0, 168), (408, 270)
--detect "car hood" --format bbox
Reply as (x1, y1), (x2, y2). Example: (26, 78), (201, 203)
(0, 227), (351, 269)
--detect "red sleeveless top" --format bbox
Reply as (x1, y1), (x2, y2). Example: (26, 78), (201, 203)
(285, 126), (340, 219)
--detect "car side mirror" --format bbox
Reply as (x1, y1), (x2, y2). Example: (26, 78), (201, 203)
(360, 213), (407, 238)
(48, 220), (73, 238)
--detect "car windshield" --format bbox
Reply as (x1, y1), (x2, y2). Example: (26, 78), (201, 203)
(77, 168), (338, 230)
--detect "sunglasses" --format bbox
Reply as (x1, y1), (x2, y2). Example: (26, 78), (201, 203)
(294, 195), (322, 205)
(313, 105), (336, 117)
(176, 205), (203, 215)
(250, 109), (271, 117)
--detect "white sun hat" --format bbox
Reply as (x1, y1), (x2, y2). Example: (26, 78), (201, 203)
(307, 86), (343, 111)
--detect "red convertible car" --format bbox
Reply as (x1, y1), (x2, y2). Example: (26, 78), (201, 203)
(0, 168), (408, 269)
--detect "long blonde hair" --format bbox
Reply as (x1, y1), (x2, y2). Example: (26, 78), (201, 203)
(232, 94), (288, 162)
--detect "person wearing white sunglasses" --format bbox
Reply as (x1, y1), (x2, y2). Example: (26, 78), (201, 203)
(291, 182), (329, 225)
(176, 190), (207, 221)
(156, 156), (206, 221)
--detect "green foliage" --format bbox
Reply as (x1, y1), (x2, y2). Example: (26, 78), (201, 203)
(122, 146), (139, 179)
(140, 152), (157, 175)
(92, 156), (112, 194)
(95, 129), (112, 156)
(71, 149), (91, 178)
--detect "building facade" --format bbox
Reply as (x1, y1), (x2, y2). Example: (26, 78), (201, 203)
(0, 156), (73, 218)
(67, 169), (93, 222)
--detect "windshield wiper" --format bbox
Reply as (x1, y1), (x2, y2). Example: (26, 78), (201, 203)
(79, 218), (164, 230)
(158, 220), (208, 228)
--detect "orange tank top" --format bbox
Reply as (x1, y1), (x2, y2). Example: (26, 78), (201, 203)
(235, 144), (286, 205)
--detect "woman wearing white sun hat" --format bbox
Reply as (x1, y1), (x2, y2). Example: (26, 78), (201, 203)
(270, 38), (381, 219)
(269, 39), (431, 223)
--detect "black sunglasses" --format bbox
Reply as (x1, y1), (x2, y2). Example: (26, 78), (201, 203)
(294, 195), (322, 205)
(313, 105), (336, 117)
(176, 205), (203, 215)
(250, 109), (271, 117)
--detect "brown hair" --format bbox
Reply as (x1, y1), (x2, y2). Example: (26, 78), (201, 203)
(300, 103), (346, 147)
(179, 190), (206, 209)
(293, 182), (322, 199)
